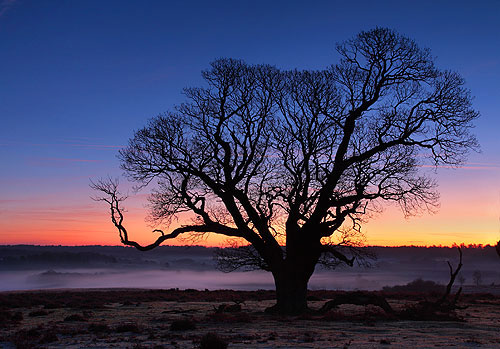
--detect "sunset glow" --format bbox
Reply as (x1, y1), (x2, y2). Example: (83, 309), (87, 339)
(2, 165), (498, 247)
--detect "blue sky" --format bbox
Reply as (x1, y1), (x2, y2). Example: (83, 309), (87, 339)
(1, 0), (499, 246)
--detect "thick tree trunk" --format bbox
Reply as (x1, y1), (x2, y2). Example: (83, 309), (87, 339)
(269, 257), (317, 315)
(265, 228), (320, 315)
(272, 270), (310, 315)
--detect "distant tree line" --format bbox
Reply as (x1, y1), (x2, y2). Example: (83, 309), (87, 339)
(0, 251), (117, 267)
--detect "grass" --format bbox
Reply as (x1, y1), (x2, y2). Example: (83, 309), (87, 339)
(0, 289), (498, 348)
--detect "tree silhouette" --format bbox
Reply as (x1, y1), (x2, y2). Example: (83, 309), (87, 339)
(472, 270), (482, 286)
(92, 28), (479, 314)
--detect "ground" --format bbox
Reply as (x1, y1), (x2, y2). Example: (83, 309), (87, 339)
(1, 289), (499, 348)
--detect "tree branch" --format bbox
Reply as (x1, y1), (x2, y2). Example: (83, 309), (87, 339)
(90, 178), (244, 251)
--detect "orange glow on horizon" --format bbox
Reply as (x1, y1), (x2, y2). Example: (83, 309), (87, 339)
(1, 166), (499, 248)
(1, 203), (498, 247)
(1, 205), (497, 248)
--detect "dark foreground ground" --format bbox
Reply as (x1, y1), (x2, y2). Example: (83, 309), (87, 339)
(1, 288), (500, 348)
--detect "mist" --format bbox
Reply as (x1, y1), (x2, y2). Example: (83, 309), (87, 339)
(1, 245), (499, 293)
(0, 268), (444, 292)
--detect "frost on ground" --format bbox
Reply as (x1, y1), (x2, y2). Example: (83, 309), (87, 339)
(0, 289), (499, 348)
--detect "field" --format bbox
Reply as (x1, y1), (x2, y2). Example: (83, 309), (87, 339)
(1, 289), (500, 348)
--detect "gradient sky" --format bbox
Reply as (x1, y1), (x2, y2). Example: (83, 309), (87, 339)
(1, 0), (499, 247)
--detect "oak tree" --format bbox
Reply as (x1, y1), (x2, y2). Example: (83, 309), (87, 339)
(93, 28), (479, 314)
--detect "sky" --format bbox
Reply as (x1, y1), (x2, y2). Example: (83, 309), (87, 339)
(1, 0), (499, 247)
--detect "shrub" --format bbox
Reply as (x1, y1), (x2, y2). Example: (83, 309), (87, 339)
(115, 322), (140, 333)
(200, 332), (228, 349)
(0, 309), (23, 327)
(170, 319), (196, 331)
(28, 309), (49, 317)
(10, 327), (43, 347)
(39, 331), (58, 343)
(64, 314), (87, 322)
(382, 278), (445, 293)
(88, 323), (111, 333)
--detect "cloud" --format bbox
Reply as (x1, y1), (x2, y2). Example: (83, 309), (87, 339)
(64, 144), (123, 149)
(39, 157), (104, 163)
(1, 139), (124, 150)
(25, 157), (104, 168)
(60, 137), (125, 149)
(0, 199), (24, 203)
(419, 162), (500, 170)
(0, 0), (17, 18)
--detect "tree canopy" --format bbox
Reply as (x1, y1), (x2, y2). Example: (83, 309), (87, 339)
(93, 28), (479, 314)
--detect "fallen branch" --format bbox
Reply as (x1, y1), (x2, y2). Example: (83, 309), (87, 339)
(320, 291), (394, 314)
(434, 246), (463, 308)
(399, 246), (466, 321)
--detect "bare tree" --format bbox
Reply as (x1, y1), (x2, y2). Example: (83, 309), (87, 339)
(472, 270), (482, 286)
(92, 28), (479, 314)
(458, 273), (466, 287)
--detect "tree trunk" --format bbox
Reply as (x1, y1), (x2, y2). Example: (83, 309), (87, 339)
(270, 262), (315, 315)
(265, 229), (320, 315)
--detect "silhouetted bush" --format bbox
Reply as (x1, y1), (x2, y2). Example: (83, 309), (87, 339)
(200, 332), (228, 349)
(303, 332), (315, 342)
(115, 322), (140, 333)
(88, 323), (111, 333)
(0, 309), (23, 327)
(11, 327), (42, 348)
(399, 302), (463, 321)
(64, 314), (86, 322)
(170, 319), (196, 331)
(39, 331), (58, 343)
(215, 303), (241, 313)
(382, 278), (445, 293)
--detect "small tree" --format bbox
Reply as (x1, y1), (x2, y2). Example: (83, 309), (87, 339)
(457, 274), (466, 287)
(472, 270), (482, 286)
(93, 28), (479, 315)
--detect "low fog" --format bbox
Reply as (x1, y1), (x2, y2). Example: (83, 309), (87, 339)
(1, 245), (499, 293)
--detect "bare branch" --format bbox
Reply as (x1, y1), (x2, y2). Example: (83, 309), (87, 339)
(90, 177), (244, 251)
(435, 246), (463, 306)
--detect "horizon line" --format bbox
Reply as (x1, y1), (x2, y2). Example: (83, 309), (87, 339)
(0, 243), (495, 249)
